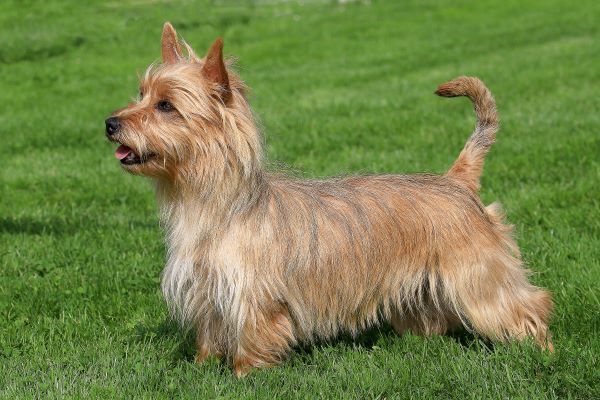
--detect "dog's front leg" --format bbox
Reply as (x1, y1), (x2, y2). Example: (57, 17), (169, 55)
(194, 340), (212, 365)
(232, 306), (296, 377)
(194, 317), (224, 365)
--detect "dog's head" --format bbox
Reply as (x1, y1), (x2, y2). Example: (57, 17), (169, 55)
(106, 23), (261, 185)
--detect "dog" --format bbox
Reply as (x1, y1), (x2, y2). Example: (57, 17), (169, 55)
(105, 22), (553, 376)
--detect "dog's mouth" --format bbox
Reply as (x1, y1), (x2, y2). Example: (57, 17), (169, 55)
(115, 144), (156, 165)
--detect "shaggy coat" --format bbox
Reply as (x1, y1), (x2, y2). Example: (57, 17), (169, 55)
(106, 23), (553, 376)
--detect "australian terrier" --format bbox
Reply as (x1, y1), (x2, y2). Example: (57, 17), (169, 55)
(105, 22), (553, 376)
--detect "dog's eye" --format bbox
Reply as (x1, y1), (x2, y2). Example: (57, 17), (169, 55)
(139, 91), (143, 99)
(156, 100), (174, 112)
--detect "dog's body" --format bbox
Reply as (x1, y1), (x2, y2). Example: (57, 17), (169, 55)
(106, 23), (552, 376)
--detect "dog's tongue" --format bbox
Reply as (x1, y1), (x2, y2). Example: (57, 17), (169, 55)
(115, 144), (133, 160)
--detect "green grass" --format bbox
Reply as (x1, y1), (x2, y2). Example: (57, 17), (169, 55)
(1, 0), (599, 398)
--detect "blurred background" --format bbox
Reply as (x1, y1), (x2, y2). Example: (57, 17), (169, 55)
(1, 0), (598, 398)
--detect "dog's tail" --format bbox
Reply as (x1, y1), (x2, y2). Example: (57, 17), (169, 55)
(435, 76), (499, 192)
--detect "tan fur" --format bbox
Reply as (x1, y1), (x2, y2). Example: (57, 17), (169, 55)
(436, 76), (499, 192)
(107, 23), (553, 377)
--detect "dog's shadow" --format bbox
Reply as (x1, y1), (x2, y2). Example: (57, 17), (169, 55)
(133, 319), (197, 364)
(133, 319), (489, 367)
(293, 324), (491, 360)
(294, 325), (396, 357)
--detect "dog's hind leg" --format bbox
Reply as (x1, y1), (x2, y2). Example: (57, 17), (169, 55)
(391, 300), (460, 337)
(444, 236), (553, 350)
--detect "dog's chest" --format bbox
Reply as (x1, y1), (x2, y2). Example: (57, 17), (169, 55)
(160, 226), (249, 327)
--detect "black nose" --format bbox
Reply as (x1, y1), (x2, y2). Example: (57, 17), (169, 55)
(105, 117), (121, 136)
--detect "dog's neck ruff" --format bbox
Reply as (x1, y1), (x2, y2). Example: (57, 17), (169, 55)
(155, 174), (266, 328)
(156, 182), (217, 327)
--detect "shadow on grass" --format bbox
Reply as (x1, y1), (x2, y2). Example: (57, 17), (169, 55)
(132, 318), (196, 363)
(293, 324), (491, 359)
(133, 318), (233, 375)
(293, 325), (397, 358)
(0, 216), (78, 236)
(446, 328), (495, 351)
(0, 215), (157, 237)
(133, 317), (490, 368)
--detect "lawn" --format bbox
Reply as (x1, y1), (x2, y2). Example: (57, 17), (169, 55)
(1, 0), (599, 398)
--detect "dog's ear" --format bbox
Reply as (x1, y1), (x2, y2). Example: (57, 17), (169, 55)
(202, 37), (231, 104)
(161, 22), (183, 64)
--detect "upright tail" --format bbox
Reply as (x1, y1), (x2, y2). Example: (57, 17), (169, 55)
(435, 76), (499, 192)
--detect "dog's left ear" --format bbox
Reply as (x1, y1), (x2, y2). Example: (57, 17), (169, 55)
(162, 22), (183, 64)
(202, 38), (231, 104)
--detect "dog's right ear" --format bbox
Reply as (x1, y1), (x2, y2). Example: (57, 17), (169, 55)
(161, 22), (183, 64)
(202, 38), (231, 104)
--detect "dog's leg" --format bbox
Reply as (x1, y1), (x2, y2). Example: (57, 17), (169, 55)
(449, 255), (553, 350)
(194, 318), (224, 364)
(391, 312), (423, 335)
(194, 340), (212, 364)
(195, 336), (223, 364)
(391, 301), (460, 337)
(232, 307), (295, 377)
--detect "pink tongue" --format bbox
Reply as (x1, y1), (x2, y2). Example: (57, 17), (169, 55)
(115, 144), (133, 160)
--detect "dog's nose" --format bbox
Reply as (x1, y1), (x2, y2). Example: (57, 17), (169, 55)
(105, 117), (121, 136)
